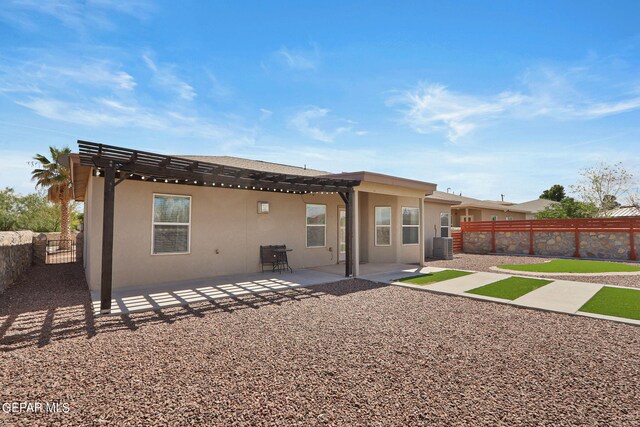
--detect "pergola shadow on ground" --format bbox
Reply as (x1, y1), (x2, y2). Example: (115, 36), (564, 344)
(0, 264), (387, 352)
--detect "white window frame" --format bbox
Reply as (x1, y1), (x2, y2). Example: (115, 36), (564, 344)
(440, 212), (450, 238)
(374, 206), (392, 247)
(490, 215), (498, 221)
(306, 204), (327, 248)
(505, 216), (513, 221)
(152, 193), (192, 255)
(401, 206), (420, 246)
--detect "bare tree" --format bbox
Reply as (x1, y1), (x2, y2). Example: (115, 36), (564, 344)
(571, 162), (636, 217)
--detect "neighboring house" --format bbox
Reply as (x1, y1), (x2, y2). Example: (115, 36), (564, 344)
(509, 198), (560, 219)
(425, 192), (558, 224)
(604, 206), (640, 218)
(64, 141), (453, 313)
(426, 191), (529, 226)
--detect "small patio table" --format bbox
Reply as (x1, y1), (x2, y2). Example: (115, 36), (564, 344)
(273, 248), (293, 273)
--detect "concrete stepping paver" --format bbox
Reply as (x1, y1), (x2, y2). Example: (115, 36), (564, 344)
(426, 272), (511, 294)
(512, 280), (604, 314)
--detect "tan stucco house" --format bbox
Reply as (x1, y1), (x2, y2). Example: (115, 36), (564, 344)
(65, 141), (456, 313)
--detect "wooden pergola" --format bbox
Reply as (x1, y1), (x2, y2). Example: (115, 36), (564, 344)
(77, 140), (361, 313)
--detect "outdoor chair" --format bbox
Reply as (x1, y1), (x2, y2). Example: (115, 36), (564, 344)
(260, 245), (278, 272)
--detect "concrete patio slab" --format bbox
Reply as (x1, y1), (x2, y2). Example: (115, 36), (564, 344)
(92, 268), (344, 316)
(512, 280), (604, 314)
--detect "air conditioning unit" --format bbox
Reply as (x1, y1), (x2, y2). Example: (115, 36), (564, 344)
(433, 237), (453, 260)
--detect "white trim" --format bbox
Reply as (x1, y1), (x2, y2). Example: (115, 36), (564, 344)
(338, 206), (346, 262)
(440, 212), (450, 238)
(151, 193), (192, 255)
(374, 206), (391, 247)
(401, 206), (420, 246)
(305, 203), (327, 248)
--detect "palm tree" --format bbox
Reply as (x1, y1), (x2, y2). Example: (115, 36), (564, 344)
(31, 146), (73, 248)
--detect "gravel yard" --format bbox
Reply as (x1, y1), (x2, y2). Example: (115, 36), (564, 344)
(426, 253), (640, 289)
(1, 263), (639, 426)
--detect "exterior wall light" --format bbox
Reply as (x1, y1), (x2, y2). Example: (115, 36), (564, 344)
(258, 201), (270, 214)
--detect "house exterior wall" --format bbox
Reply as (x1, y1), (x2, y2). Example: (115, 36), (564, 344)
(452, 208), (526, 226)
(360, 192), (421, 264)
(479, 209), (526, 221)
(83, 176), (431, 291)
(85, 176), (344, 291)
(423, 202), (452, 258)
(451, 208), (482, 226)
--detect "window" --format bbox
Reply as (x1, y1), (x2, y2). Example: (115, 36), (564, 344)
(402, 207), (420, 245)
(306, 204), (326, 248)
(491, 215), (498, 221)
(506, 216), (513, 221)
(440, 212), (450, 237)
(375, 206), (391, 246)
(152, 194), (191, 254)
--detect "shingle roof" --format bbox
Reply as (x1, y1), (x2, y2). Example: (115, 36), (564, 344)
(510, 198), (559, 213)
(426, 191), (547, 213)
(177, 155), (330, 177)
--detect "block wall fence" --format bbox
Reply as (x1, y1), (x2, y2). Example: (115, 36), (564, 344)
(461, 218), (639, 261)
(0, 231), (83, 294)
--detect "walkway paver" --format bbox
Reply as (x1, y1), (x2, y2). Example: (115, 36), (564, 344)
(424, 272), (509, 294)
(512, 280), (603, 313)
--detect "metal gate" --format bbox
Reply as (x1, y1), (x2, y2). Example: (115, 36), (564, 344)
(46, 239), (76, 264)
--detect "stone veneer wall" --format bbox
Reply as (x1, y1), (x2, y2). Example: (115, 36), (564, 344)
(495, 232), (530, 254)
(462, 229), (639, 261)
(533, 232), (575, 257)
(462, 232), (492, 253)
(0, 231), (33, 293)
(579, 232), (631, 259)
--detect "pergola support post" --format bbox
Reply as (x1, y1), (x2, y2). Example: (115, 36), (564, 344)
(100, 163), (116, 314)
(352, 189), (360, 277)
(419, 196), (425, 267)
(343, 191), (353, 277)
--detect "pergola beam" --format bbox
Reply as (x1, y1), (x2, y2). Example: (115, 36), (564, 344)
(81, 141), (359, 194)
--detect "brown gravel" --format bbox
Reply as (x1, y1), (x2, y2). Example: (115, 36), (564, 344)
(426, 253), (640, 289)
(1, 263), (639, 426)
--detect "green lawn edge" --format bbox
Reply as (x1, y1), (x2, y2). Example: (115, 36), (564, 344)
(579, 286), (640, 320)
(395, 269), (472, 285)
(466, 277), (553, 300)
(498, 259), (640, 273)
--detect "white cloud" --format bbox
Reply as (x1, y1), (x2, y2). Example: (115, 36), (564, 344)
(143, 54), (196, 101)
(289, 107), (362, 143)
(259, 108), (273, 120)
(275, 46), (318, 71)
(0, 0), (152, 32)
(0, 59), (136, 94)
(393, 63), (640, 142)
(16, 97), (250, 144)
(391, 84), (525, 142)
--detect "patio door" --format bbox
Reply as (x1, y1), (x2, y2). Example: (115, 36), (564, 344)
(338, 207), (346, 262)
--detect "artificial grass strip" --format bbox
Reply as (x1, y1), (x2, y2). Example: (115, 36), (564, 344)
(498, 259), (640, 273)
(396, 270), (472, 285)
(466, 277), (553, 300)
(579, 287), (640, 320)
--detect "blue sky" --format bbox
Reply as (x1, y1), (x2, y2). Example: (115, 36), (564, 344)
(1, 1), (639, 201)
